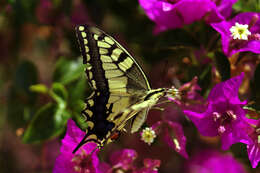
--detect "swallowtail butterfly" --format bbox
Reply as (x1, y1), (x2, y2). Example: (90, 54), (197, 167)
(73, 25), (178, 153)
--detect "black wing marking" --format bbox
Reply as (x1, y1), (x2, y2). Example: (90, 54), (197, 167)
(75, 25), (109, 92)
(73, 91), (115, 153)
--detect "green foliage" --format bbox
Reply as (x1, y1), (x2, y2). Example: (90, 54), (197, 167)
(22, 58), (88, 143)
(233, 0), (260, 12)
(53, 58), (85, 85)
(50, 83), (68, 105)
(30, 84), (48, 94)
(67, 75), (87, 112)
(22, 103), (70, 143)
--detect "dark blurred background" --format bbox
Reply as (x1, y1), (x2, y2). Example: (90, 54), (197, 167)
(0, 0), (259, 172)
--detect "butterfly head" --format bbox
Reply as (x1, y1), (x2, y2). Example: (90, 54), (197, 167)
(165, 87), (181, 101)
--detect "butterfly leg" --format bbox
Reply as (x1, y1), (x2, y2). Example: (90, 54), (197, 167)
(155, 100), (172, 105)
(152, 107), (164, 111)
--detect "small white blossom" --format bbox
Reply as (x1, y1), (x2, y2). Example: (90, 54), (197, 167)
(141, 127), (156, 145)
(230, 22), (251, 40)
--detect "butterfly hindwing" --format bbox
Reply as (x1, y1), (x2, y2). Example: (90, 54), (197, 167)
(130, 108), (149, 133)
(81, 91), (115, 143)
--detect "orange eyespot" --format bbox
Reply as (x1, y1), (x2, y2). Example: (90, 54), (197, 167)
(110, 131), (121, 141)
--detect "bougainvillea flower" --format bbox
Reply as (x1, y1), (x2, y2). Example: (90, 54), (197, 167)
(205, 0), (238, 23)
(53, 119), (101, 173)
(109, 149), (137, 171)
(246, 118), (260, 168)
(169, 77), (206, 113)
(211, 12), (260, 57)
(136, 159), (161, 173)
(139, 0), (237, 33)
(184, 73), (253, 150)
(107, 149), (161, 173)
(186, 150), (247, 173)
(151, 120), (188, 158)
(163, 121), (188, 158)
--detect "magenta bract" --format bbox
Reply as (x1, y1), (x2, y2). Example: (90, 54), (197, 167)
(211, 12), (260, 57)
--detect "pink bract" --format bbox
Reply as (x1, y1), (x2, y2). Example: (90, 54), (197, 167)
(139, 0), (237, 33)
(211, 12), (260, 57)
(183, 73), (253, 150)
(53, 119), (101, 173)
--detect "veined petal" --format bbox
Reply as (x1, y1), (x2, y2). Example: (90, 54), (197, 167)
(139, 0), (227, 33)
(247, 144), (260, 168)
(184, 110), (218, 136)
(164, 121), (188, 158)
(208, 73), (245, 104)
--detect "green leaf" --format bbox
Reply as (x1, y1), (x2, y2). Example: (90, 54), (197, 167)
(68, 76), (88, 110)
(66, 75), (90, 129)
(22, 103), (70, 143)
(53, 58), (84, 85)
(30, 84), (48, 94)
(50, 83), (68, 103)
(214, 52), (230, 81)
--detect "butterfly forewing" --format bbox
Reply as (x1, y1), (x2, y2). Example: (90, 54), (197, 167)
(75, 25), (151, 92)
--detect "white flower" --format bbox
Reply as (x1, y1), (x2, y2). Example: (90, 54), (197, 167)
(141, 127), (156, 145)
(230, 22), (251, 40)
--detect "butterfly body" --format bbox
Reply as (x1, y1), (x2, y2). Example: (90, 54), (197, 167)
(73, 25), (177, 153)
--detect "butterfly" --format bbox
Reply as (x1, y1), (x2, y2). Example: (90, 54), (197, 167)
(73, 25), (178, 153)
